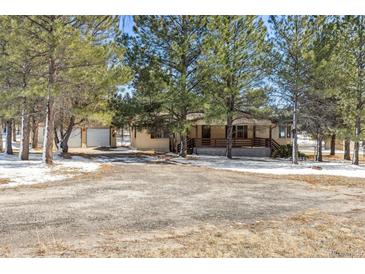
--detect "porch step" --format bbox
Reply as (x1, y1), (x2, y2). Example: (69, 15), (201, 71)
(270, 139), (280, 156)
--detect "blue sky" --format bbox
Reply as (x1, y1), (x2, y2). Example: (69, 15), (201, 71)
(119, 15), (273, 36)
(119, 16), (135, 35)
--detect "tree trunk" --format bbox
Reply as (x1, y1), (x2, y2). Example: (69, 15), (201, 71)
(60, 116), (75, 154)
(169, 134), (175, 153)
(172, 133), (177, 153)
(19, 110), (30, 160)
(179, 134), (187, 157)
(330, 133), (336, 156)
(292, 98), (299, 164)
(226, 115), (233, 159)
(352, 115), (361, 165)
(353, 141), (360, 165)
(269, 126), (272, 156)
(344, 138), (351, 160)
(54, 127), (61, 153)
(315, 133), (323, 162)
(0, 122), (3, 152)
(42, 98), (55, 164)
(43, 44), (56, 165)
(31, 116), (39, 149)
(5, 120), (13, 155)
(12, 120), (16, 142)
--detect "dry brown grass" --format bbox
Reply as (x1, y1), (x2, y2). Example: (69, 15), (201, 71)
(306, 153), (347, 161)
(305, 151), (365, 163)
(15, 210), (365, 258)
(209, 167), (365, 187)
(0, 245), (11, 257)
(32, 240), (83, 258)
(119, 210), (365, 258)
(264, 174), (365, 187)
(0, 178), (10, 185)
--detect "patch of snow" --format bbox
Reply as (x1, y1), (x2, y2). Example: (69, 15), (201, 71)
(119, 140), (131, 147)
(107, 147), (139, 153)
(170, 155), (365, 178)
(0, 153), (100, 188)
(116, 136), (130, 147)
(95, 155), (160, 164)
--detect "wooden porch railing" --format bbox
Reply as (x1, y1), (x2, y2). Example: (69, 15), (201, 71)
(192, 137), (271, 148)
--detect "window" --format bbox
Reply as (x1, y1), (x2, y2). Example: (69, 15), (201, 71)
(236, 126), (244, 138)
(287, 125), (292, 138)
(279, 125), (286, 138)
(226, 125), (248, 139)
(243, 125), (248, 139)
(151, 128), (169, 139)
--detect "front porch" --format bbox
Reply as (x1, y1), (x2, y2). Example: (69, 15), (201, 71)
(186, 123), (280, 157)
(192, 137), (271, 148)
(189, 137), (278, 157)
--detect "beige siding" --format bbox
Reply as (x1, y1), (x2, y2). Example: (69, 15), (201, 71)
(211, 126), (225, 138)
(188, 125), (199, 138)
(248, 125), (254, 139)
(272, 126), (291, 145)
(255, 125), (269, 138)
(130, 128), (170, 152)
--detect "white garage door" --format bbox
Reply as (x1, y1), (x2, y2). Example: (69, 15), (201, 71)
(38, 127), (81, 148)
(68, 128), (82, 148)
(38, 127), (45, 144)
(87, 128), (110, 147)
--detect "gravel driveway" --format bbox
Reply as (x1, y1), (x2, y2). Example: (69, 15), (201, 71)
(0, 160), (364, 257)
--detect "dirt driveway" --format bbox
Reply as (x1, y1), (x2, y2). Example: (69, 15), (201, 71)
(1, 159), (365, 257)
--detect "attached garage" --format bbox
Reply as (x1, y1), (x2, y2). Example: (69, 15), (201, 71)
(86, 128), (110, 147)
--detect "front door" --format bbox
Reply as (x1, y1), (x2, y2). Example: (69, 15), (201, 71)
(202, 125), (211, 146)
(202, 125), (211, 138)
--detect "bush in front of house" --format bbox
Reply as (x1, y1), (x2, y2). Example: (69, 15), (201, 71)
(272, 144), (306, 160)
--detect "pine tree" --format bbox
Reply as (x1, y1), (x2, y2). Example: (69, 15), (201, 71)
(300, 16), (339, 162)
(269, 16), (314, 164)
(53, 49), (130, 154)
(334, 16), (365, 165)
(130, 16), (207, 157)
(3, 17), (44, 160)
(20, 16), (121, 163)
(0, 16), (21, 155)
(199, 16), (270, 159)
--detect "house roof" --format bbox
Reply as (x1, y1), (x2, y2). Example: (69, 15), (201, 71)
(187, 113), (274, 126)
